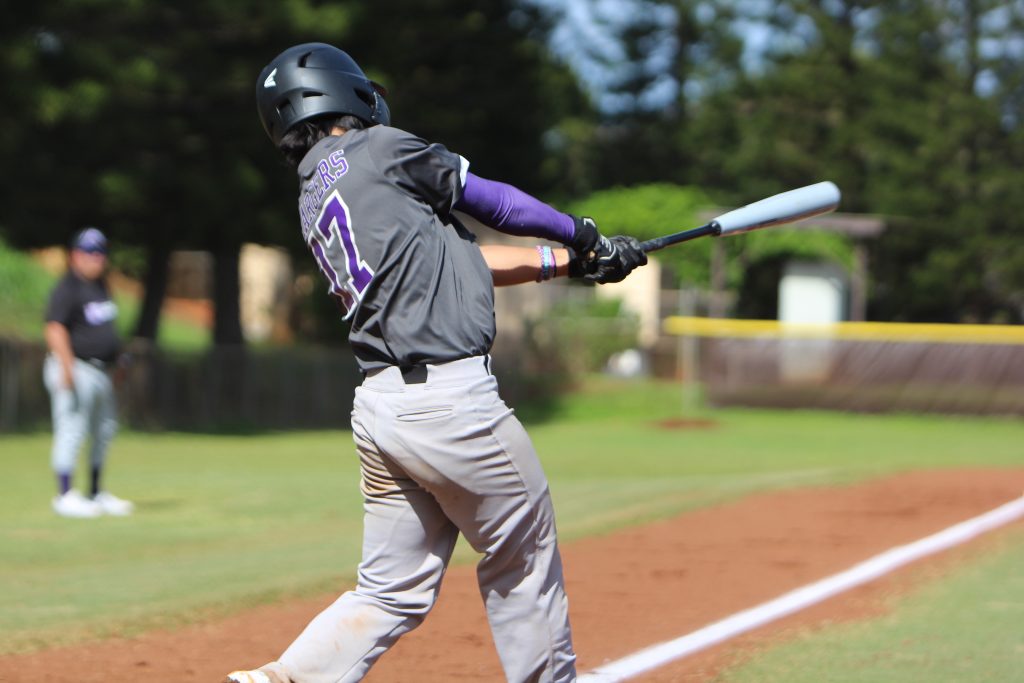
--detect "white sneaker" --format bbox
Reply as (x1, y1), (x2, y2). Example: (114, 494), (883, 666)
(52, 490), (102, 518)
(224, 670), (287, 683)
(92, 491), (135, 516)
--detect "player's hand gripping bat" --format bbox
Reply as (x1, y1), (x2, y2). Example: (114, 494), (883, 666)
(640, 181), (841, 253)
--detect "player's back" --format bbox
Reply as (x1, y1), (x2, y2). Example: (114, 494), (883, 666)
(296, 126), (495, 370)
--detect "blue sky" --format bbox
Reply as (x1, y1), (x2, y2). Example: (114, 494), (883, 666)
(534, 0), (772, 112)
(533, 0), (1024, 112)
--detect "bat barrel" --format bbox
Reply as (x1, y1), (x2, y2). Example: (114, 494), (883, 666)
(714, 181), (840, 236)
(638, 181), (841, 254)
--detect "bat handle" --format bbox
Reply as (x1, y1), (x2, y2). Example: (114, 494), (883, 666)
(640, 223), (719, 253)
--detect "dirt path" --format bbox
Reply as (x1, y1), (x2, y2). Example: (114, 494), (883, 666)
(5, 468), (1023, 683)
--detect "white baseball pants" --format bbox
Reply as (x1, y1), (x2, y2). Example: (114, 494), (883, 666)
(43, 355), (118, 475)
(276, 355), (577, 682)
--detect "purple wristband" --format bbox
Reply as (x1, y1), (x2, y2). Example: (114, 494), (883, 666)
(536, 246), (555, 282)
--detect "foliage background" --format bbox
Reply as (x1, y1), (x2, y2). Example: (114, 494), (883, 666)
(3, 0), (1024, 344)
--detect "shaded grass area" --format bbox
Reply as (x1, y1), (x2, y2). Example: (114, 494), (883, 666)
(2, 377), (1023, 654)
(718, 528), (1024, 683)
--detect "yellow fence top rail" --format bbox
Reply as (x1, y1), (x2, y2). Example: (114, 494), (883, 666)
(663, 317), (1024, 345)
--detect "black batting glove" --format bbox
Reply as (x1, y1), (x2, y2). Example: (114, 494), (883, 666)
(568, 234), (648, 283)
(569, 232), (613, 280)
(567, 215), (605, 279)
(590, 235), (648, 284)
(566, 216), (648, 283)
(567, 215), (601, 261)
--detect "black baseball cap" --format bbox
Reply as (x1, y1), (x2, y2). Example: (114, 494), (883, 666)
(71, 227), (108, 254)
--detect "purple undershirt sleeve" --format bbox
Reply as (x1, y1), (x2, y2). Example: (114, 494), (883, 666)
(454, 172), (575, 244)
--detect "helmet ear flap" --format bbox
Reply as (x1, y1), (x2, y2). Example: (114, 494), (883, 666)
(349, 84), (389, 126)
(371, 89), (391, 126)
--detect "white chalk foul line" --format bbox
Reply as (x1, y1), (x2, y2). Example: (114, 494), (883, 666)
(579, 495), (1024, 683)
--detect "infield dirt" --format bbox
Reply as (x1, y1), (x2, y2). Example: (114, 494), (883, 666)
(4, 468), (1023, 682)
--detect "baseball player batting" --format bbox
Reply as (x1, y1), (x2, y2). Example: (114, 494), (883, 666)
(226, 43), (647, 683)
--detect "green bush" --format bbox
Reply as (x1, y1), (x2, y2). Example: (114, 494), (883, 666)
(524, 295), (639, 378)
(565, 183), (856, 292)
(565, 184), (713, 286)
(0, 237), (58, 338)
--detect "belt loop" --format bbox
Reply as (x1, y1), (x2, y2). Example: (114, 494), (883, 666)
(483, 355), (491, 374)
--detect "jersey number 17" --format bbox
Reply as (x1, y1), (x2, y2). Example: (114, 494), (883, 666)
(308, 190), (375, 318)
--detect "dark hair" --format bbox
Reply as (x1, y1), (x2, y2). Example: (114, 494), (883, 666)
(278, 115), (367, 167)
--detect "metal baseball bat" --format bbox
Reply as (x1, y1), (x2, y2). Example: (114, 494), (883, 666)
(640, 181), (841, 253)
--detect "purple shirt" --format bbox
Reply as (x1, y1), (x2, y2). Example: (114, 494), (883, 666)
(455, 173), (575, 244)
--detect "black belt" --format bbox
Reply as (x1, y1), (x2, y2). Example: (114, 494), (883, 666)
(373, 356), (492, 385)
(399, 366), (429, 384)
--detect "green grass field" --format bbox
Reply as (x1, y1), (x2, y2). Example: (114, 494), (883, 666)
(2, 378), (1023, 682)
(718, 527), (1024, 683)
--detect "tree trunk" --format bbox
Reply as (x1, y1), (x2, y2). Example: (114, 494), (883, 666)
(133, 241), (171, 341)
(210, 241), (247, 426)
(212, 241), (244, 346)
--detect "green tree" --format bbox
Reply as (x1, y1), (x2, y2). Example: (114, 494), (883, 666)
(0, 0), (588, 346)
(564, 0), (745, 190)
(684, 0), (1024, 323)
(0, 0), (353, 344)
(342, 0), (586, 196)
(863, 0), (1024, 322)
(565, 183), (712, 284)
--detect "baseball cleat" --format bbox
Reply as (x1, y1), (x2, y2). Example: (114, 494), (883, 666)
(92, 491), (135, 516)
(223, 668), (288, 683)
(52, 490), (102, 518)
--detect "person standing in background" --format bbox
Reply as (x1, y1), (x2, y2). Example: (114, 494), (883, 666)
(43, 227), (134, 518)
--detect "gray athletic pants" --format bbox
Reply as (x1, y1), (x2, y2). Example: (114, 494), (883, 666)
(277, 355), (577, 682)
(43, 355), (118, 476)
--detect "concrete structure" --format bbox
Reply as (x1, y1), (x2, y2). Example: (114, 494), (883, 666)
(595, 257), (662, 348)
(239, 244), (293, 343)
(778, 262), (848, 324)
(702, 211), (886, 320)
(777, 261), (848, 383)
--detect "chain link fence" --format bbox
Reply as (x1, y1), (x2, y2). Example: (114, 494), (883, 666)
(665, 318), (1024, 416)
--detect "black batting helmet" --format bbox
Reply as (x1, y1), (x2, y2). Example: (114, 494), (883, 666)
(256, 43), (391, 146)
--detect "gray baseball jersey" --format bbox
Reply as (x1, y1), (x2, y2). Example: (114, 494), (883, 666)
(260, 126), (578, 683)
(296, 126), (495, 370)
